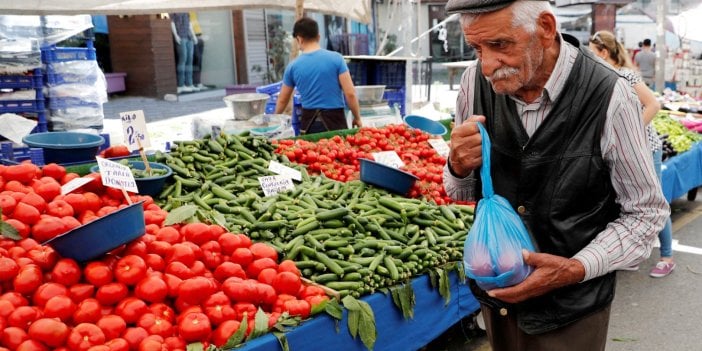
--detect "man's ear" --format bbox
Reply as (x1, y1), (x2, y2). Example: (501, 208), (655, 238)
(536, 12), (558, 48)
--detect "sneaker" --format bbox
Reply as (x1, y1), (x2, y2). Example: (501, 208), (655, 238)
(618, 264), (640, 271)
(649, 261), (676, 278)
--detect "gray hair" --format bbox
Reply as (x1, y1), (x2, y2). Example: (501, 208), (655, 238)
(459, 0), (553, 33)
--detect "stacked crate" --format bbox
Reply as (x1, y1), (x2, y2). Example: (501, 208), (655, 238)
(0, 68), (48, 133)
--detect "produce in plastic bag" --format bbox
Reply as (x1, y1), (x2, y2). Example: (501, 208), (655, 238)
(463, 123), (536, 291)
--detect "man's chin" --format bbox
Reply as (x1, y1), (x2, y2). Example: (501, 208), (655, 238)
(489, 81), (517, 95)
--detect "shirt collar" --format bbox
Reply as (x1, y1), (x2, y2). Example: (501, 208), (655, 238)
(543, 33), (577, 103)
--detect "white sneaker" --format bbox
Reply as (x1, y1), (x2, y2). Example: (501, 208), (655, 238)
(195, 83), (206, 90)
(187, 85), (199, 92)
(176, 86), (187, 94)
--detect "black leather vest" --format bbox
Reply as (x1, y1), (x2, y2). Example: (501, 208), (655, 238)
(470, 34), (622, 334)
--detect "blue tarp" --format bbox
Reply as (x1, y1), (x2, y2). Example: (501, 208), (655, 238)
(237, 271), (480, 351)
(661, 142), (702, 202)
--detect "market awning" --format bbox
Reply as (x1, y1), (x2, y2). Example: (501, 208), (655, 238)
(0, 0), (371, 24)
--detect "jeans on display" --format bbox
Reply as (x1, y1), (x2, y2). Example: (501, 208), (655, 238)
(653, 149), (674, 258)
(176, 38), (194, 87)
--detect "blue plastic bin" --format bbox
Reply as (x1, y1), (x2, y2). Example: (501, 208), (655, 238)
(22, 132), (105, 164)
(359, 158), (418, 195)
(41, 46), (97, 63)
(256, 81), (283, 95)
(0, 72), (43, 89)
(91, 161), (173, 197)
(404, 115), (448, 136)
(44, 202), (146, 262)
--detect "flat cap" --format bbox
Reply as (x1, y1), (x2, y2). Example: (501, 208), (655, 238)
(445, 0), (546, 15)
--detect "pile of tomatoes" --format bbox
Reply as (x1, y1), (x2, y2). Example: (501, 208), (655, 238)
(274, 124), (458, 205)
(0, 162), (328, 350)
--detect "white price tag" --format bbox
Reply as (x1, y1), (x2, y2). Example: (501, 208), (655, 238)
(60, 177), (95, 195)
(120, 110), (151, 151)
(268, 160), (302, 182)
(428, 138), (450, 158)
(259, 175), (295, 197)
(95, 157), (139, 193)
(371, 151), (405, 169)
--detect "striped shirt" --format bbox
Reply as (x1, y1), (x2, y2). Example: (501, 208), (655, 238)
(619, 67), (663, 152)
(443, 36), (670, 281)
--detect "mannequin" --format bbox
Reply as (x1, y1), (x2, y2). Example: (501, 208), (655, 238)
(189, 12), (205, 90)
(170, 13), (198, 93)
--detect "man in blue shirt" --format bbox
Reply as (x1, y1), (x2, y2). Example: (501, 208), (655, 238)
(275, 17), (362, 134)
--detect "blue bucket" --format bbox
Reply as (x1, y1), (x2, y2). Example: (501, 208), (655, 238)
(403, 115), (448, 136)
(359, 158), (418, 195)
(44, 202), (145, 262)
(23, 132), (105, 164)
(91, 161), (172, 197)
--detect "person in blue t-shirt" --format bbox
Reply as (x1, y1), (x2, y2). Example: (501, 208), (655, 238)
(275, 17), (362, 134)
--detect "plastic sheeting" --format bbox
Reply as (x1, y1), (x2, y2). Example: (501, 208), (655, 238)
(661, 142), (702, 202)
(0, 0), (371, 24)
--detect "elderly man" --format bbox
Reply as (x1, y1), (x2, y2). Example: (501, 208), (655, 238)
(443, 0), (669, 350)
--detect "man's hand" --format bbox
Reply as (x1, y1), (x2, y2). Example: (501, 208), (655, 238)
(174, 35), (181, 45)
(487, 250), (586, 304)
(448, 115), (486, 177)
(352, 117), (363, 128)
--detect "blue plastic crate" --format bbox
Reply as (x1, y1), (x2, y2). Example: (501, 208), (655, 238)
(0, 99), (45, 114)
(48, 97), (102, 110)
(256, 81), (283, 95)
(383, 89), (406, 116)
(347, 61), (368, 86)
(41, 46), (97, 63)
(375, 62), (406, 89)
(46, 72), (99, 86)
(0, 73), (43, 90)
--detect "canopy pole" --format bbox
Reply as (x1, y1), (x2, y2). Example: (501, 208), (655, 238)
(290, 0), (304, 60)
(655, 0), (667, 93)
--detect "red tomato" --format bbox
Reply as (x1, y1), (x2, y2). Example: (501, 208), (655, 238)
(137, 313), (174, 338)
(257, 268), (278, 286)
(105, 338), (130, 351)
(0, 194), (17, 215)
(249, 242), (278, 261)
(114, 255), (147, 286)
(180, 222), (212, 245)
(121, 327), (149, 350)
(5, 218), (29, 239)
(230, 248), (253, 268)
(27, 318), (69, 347)
(0, 256), (19, 282)
(217, 233), (251, 255)
(177, 312), (211, 342)
(205, 303), (236, 327)
(69, 283), (96, 303)
(46, 199), (74, 217)
(246, 258), (278, 279)
(43, 295), (76, 322)
(277, 260), (301, 276)
(84, 261), (114, 286)
(50, 258), (81, 286)
(13, 264), (43, 295)
(149, 303), (176, 324)
(32, 282), (68, 308)
(15, 339), (49, 351)
(162, 273), (183, 298)
(272, 271), (302, 296)
(213, 262), (246, 282)
(178, 276), (216, 305)
(166, 243), (195, 266)
(25, 246), (59, 271)
(0, 300), (15, 319)
(73, 298), (102, 324)
(67, 323), (106, 351)
(8, 305), (42, 329)
(134, 275), (168, 303)
(12, 202), (41, 226)
(95, 282), (129, 306)
(154, 226), (180, 244)
(2, 326), (28, 349)
(114, 297), (149, 325)
(211, 320), (242, 347)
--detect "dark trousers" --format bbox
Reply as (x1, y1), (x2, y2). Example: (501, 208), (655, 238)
(193, 34), (204, 85)
(300, 108), (347, 134)
(481, 303), (611, 351)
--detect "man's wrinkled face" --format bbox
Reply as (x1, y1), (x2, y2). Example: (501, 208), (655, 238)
(463, 8), (544, 95)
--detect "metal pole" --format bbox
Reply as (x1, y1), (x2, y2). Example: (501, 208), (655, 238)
(655, 0), (667, 93)
(290, 0), (304, 60)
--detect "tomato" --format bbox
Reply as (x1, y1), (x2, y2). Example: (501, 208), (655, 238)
(46, 199), (74, 217)
(246, 258), (278, 279)
(0, 300), (15, 319)
(249, 242), (278, 261)
(113, 255), (147, 286)
(69, 283), (95, 303)
(277, 260), (301, 276)
(13, 264), (43, 295)
(32, 282), (68, 307)
(8, 305), (42, 329)
(137, 313), (174, 338)
(154, 226), (180, 244)
(0, 194), (17, 215)
(233, 302), (257, 321)
(28, 317), (69, 347)
(205, 303), (236, 327)
(201, 241), (223, 270)
(272, 271), (302, 296)
(95, 282), (129, 306)
(164, 261), (194, 280)
(67, 323), (106, 351)
(137, 336), (168, 351)
(43, 295), (76, 322)
(177, 312), (211, 342)
(121, 327), (149, 350)
(134, 275), (168, 303)
(105, 338), (130, 351)
(15, 339), (49, 351)
(162, 273), (183, 298)
(177, 276), (216, 305)
(123, 240), (148, 257)
(5, 218), (29, 238)
(2, 326), (28, 349)
(230, 248), (253, 268)
(213, 262), (246, 282)
(0, 256), (19, 281)
(166, 243), (195, 266)
(49, 258), (81, 286)
(84, 261), (114, 286)
(25, 246), (58, 271)
(217, 233), (251, 255)
(180, 222), (212, 245)
(94, 314), (126, 340)
(12, 202), (41, 226)
(114, 297), (149, 325)
(257, 268), (278, 286)
(73, 298), (102, 324)
(211, 320), (242, 347)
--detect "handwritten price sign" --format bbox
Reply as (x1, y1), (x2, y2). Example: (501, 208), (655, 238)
(95, 157), (139, 193)
(119, 110), (151, 151)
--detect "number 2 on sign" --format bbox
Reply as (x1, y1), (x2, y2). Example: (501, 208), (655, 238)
(119, 110), (151, 151)
(126, 126), (145, 146)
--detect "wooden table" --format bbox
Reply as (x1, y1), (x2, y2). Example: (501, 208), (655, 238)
(442, 60), (474, 90)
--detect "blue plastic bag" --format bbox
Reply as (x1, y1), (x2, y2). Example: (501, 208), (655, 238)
(463, 123), (536, 291)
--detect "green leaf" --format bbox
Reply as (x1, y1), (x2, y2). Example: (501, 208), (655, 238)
(0, 221), (20, 241)
(164, 204), (199, 225)
(273, 331), (290, 351)
(428, 269), (438, 289)
(211, 210), (227, 227)
(342, 295), (362, 311)
(223, 312), (248, 349)
(311, 298), (329, 315)
(186, 342), (204, 351)
(455, 261), (467, 282)
(379, 287), (390, 296)
(247, 308), (271, 341)
(325, 299), (344, 320)
(400, 283), (415, 319)
(438, 268), (451, 305)
(357, 300), (377, 351)
(390, 287), (401, 311)
(347, 309), (360, 338)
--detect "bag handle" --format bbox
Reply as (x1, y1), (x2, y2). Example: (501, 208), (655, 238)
(476, 122), (494, 198)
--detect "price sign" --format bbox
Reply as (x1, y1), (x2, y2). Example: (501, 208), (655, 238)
(371, 151), (405, 169)
(120, 110), (151, 151)
(60, 177), (95, 195)
(428, 138), (450, 158)
(259, 175), (295, 197)
(268, 160), (302, 181)
(95, 157), (139, 193)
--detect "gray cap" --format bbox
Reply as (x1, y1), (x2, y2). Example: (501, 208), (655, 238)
(445, 0), (546, 15)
